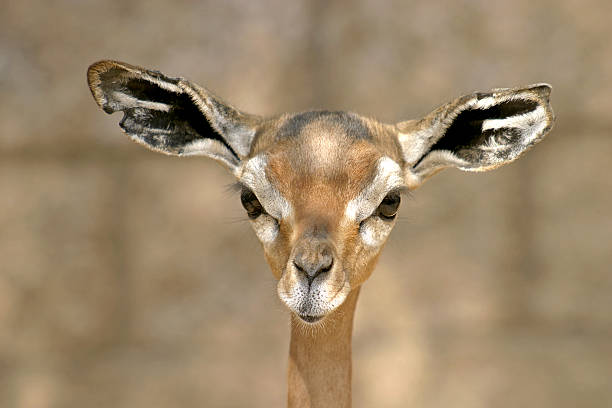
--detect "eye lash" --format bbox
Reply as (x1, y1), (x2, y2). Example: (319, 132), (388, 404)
(393, 186), (412, 198)
(225, 181), (246, 195)
(375, 187), (410, 206)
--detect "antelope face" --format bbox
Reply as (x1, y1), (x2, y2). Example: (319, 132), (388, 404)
(236, 112), (405, 323)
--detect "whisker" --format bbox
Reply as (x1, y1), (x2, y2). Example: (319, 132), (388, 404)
(220, 215), (250, 225)
(224, 181), (244, 195)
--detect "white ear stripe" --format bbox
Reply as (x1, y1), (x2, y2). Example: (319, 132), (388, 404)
(108, 91), (172, 112)
(481, 104), (547, 146)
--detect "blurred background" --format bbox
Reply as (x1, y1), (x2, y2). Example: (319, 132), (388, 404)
(1, 0), (611, 407)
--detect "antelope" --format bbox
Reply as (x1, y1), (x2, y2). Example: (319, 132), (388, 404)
(87, 60), (554, 408)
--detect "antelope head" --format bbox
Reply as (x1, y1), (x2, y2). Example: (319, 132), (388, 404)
(88, 60), (554, 324)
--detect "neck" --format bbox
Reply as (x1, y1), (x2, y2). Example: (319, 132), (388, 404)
(287, 288), (360, 408)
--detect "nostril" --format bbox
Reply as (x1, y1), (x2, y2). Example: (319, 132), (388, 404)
(293, 257), (334, 285)
(293, 260), (305, 274)
(320, 258), (333, 274)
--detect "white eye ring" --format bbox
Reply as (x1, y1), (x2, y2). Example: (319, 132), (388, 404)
(251, 213), (279, 244)
(359, 216), (394, 247)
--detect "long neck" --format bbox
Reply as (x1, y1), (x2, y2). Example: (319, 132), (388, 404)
(287, 288), (360, 408)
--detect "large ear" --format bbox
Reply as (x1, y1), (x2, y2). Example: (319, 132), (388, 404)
(396, 84), (554, 188)
(87, 60), (261, 170)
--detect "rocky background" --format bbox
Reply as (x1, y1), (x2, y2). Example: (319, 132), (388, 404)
(1, 1), (611, 407)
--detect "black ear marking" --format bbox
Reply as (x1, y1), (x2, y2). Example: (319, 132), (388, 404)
(116, 77), (238, 159)
(421, 99), (539, 163)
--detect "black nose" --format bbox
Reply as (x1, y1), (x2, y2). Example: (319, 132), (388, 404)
(293, 244), (334, 284)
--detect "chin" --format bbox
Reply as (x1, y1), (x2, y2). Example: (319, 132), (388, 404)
(297, 314), (324, 324)
(279, 281), (351, 327)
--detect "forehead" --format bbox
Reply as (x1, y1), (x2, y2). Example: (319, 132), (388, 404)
(252, 110), (403, 161)
(262, 111), (390, 218)
(273, 111), (377, 169)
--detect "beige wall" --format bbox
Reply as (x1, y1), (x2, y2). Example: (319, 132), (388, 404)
(1, 1), (611, 407)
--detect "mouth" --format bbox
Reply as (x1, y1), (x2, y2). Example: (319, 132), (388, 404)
(277, 270), (352, 325)
(298, 314), (324, 324)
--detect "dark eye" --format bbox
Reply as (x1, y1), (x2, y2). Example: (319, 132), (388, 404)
(240, 188), (265, 219)
(376, 192), (400, 220)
